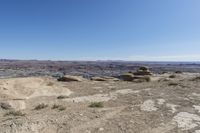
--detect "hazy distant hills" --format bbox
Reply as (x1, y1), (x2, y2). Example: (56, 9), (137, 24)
(0, 59), (200, 78)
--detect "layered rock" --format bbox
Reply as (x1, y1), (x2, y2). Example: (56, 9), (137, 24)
(134, 66), (152, 76)
(120, 73), (134, 81)
(57, 75), (84, 82)
(91, 76), (119, 81)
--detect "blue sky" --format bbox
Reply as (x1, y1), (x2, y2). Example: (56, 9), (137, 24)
(0, 0), (200, 61)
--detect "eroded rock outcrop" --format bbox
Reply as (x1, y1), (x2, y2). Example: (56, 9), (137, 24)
(134, 66), (152, 76)
(57, 75), (84, 82)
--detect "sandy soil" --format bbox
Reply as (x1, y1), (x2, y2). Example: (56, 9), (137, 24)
(1, 73), (200, 133)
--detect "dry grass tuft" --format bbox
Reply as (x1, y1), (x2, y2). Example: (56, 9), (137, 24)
(0, 103), (12, 110)
(34, 103), (48, 110)
(168, 82), (179, 86)
(57, 95), (69, 99)
(4, 110), (25, 117)
(52, 104), (66, 111)
(89, 102), (104, 108)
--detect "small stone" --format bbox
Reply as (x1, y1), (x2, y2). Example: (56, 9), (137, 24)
(85, 130), (91, 133)
(99, 128), (104, 131)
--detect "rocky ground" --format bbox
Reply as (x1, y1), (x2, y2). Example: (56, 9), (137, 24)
(1, 72), (200, 133)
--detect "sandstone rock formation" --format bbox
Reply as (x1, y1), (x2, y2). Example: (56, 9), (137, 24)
(57, 75), (84, 82)
(91, 76), (119, 81)
(120, 73), (134, 81)
(134, 66), (152, 76)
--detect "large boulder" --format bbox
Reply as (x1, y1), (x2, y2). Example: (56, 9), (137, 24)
(120, 73), (134, 81)
(133, 76), (151, 82)
(57, 75), (84, 82)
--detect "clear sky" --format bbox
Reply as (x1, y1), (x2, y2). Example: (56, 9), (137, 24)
(0, 0), (200, 61)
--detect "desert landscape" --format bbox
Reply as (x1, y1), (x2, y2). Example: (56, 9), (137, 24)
(1, 0), (200, 132)
(1, 61), (200, 133)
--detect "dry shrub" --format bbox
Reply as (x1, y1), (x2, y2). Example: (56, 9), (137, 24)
(5, 110), (25, 116)
(0, 103), (12, 110)
(168, 82), (179, 86)
(34, 103), (48, 110)
(52, 104), (66, 111)
(89, 102), (104, 108)
(57, 95), (69, 99)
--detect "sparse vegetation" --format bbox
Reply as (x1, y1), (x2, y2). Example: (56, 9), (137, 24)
(168, 82), (179, 86)
(57, 95), (69, 99)
(52, 104), (66, 111)
(52, 104), (61, 109)
(34, 103), (48, 110)
(89, 102), (104, 108)
(0, 103), (12, 110)
(4, 110), (25, 117)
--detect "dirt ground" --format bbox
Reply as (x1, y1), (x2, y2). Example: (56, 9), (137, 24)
(1, 73), (200, 133)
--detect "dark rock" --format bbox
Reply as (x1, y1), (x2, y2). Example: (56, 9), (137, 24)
(120, 73), (134, 81)
(58, 75), (84, 82)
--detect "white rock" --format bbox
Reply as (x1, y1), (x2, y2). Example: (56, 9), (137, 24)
(157, 99), (165, 105)
(173, 112), (200, 130)
(166, 103), (178, 113)
(99, 128), (104, 131)
(141, 100), (158, 112)
(193, 105), (200, 113)
(195, 130), (200, 133)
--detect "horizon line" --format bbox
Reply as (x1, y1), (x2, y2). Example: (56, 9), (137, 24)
(0, 58), (200, 63)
